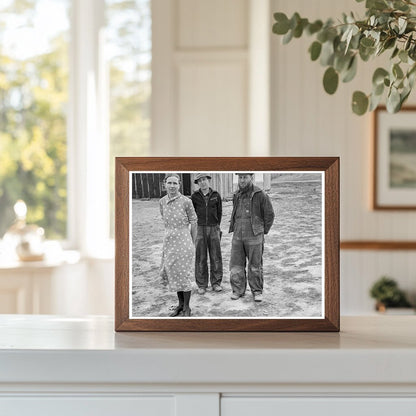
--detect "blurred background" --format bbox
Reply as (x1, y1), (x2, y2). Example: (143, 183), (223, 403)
(0, 0), (415, 316)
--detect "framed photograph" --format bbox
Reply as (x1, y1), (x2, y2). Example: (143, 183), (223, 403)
(115, 157), (339, 332)
(374, 106), (416, 209)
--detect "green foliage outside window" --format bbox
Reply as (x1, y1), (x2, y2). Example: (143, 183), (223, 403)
(0, 0), (151, 240)
(107, 0), (151, 237)
(0, 1), (69, 238)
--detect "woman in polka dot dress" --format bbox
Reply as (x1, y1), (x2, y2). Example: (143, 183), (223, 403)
(159, 173), (197, 317)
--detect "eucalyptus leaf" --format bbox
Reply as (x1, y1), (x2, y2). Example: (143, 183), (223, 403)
(347, 13), (356, 24)
(307, 20), (323, 35)
(391, 21), (400, 34)
(408, 71), (416, 88)
(320, 40), (335, 66)
(407, 65), (416, 88)
(393, 63), (404, 79)
(323, 67), (339, 94)
(373, 82), (385, 96)
(273, 13), (290, 35)
(372, 68), (389, 85)
(393, 0), (410, 12)
(369, 30), (381, 44)
(352, 91), (369, 115)
(345, 25), (359, 52)
(317, 28), (330, 43)
(398, 17), (407, 34)
(408, 63), (416, 77)
(341, 26), (352, 43)
(386, 87), (401, 112)
(350, 32), (361, 49)
(293, 18), (308, 38)
(282, 29), (294, 44)
(360, 37), (375, 48)
(334, 52), (351, 72)
(383, 37), (396, 49)
(342, 56), (358, 82)
(309, 41), (322, 61)
(401, 88), (411, 105)
(391, 47), (399, 59)
(325, 27), (338, 42)
(366, 0), (388, 10)
(290, 12), (301, 30)
(377, 13), (389, 25)
(369, 91), (383, 111)
(375, 43), (385, 56)
(399, 49), (408, 63)
(359, 44), (375, 61)
(409, 44), (416, 60)
(405, 33), (413, 50)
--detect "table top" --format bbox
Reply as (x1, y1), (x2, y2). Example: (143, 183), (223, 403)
(0, 315), (415, 385)
(0, 314), (415, 350)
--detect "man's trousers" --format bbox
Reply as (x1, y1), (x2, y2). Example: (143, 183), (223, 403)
(229, 232), (264, 296)
(195, 225), (223, 289)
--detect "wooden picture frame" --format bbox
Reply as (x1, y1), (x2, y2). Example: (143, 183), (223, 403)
(373, 106), (416, 210)
(115, 157), (339, 331)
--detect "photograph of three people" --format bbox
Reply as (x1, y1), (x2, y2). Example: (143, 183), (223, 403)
(129, 170), (324, 319)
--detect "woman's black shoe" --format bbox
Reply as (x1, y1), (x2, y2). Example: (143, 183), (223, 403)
(182, 307), (191, 317)
(169, 306), (183, 317)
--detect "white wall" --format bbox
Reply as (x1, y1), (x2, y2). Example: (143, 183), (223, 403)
(152, 0), (271, 156)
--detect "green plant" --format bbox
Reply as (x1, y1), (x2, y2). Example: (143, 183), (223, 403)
(272, 0), (416, 115)
(369, 276), (412, 307)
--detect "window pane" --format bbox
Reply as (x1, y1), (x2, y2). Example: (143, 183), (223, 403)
(0, 0), (70, 239)
(106, 0), (151, 237)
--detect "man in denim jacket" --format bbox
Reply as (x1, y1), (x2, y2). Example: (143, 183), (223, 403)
(191, 173), (223, 295)
(229, 173), (275, 302)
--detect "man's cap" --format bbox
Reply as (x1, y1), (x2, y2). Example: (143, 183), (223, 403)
(194, 173), (212, 184)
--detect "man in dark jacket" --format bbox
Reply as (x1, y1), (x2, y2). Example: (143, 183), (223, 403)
(229, 173), (275, 302)
(191, 173), (223, 294)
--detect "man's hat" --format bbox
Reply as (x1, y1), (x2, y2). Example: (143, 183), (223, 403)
(194, 173), (212, 184)
(235, 172), (254, 176)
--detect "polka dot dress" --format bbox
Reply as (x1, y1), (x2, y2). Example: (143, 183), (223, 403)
(159, 193), (197, 292)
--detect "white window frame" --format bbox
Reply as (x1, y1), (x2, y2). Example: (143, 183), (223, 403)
(68, 0), (111, 258)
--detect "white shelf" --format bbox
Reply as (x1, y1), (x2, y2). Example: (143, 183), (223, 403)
(0, 315), (415, 386)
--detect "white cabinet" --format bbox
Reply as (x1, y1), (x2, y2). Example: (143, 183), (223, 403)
(222, 398), (416, 416)
(1, 397), (175, 416)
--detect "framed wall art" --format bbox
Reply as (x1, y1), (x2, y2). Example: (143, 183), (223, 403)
(115, 157), (339, 331)
(374, 106), (416, 210)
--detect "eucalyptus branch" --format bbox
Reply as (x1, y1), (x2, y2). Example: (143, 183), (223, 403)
(272, 0), (416, 115)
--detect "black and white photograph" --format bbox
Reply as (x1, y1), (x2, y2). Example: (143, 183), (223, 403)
(129, 171), (324, 319)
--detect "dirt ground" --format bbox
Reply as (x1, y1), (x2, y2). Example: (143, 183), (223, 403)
(131, 174), (323, 318)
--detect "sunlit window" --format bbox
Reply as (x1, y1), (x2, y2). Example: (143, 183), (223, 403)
(0, 0), (151, 248)
(106, 0), (151, 237)
(0, 0), (70, 239)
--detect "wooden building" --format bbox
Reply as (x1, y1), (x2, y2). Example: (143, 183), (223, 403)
(131, 173), (270, 199)
(131, 173), (192, 199)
